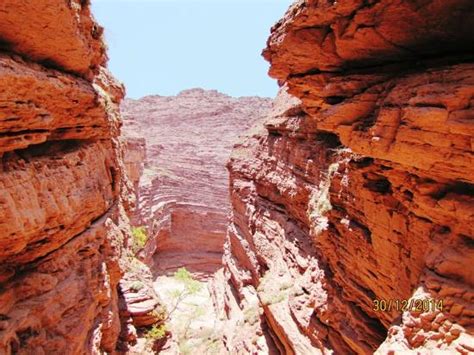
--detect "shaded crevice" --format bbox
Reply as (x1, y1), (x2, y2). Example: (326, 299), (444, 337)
(363, 175), (392, 195)
(431, 181), (474, 199)
(315, 131), (342, 149)
(0, 129), (49, 137)
(289, 53), (474, 80)
(349, 219), (372, 244)
(3, 139), (93, 163)
(0, 37), (12, 51)
(324, 96), (346, 105)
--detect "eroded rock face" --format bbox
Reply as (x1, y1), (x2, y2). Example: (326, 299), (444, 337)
(0, 0), (107, 78)
(227, 1), (474, 353)
(121, 89), (272, 276)
(0, 2), (139, 353)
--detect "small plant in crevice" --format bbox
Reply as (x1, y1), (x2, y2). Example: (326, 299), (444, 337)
(131, 226), (147, 253)
(142, 323), (169, 353)
(149, 305), (167, 322)
(307, 147), (361, 236)
(142, 306), (169, 352)
(307, 163), (337, 237)
(145, 323), (168, 341)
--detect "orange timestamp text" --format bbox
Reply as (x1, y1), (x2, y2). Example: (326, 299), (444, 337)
(372, 298), (443, 312)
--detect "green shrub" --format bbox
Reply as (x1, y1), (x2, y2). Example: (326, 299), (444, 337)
(145, 324), (167, 341)
(131, 226), (147, 253)
(173, 267), (202, 294)
(174, 267), (193, 282)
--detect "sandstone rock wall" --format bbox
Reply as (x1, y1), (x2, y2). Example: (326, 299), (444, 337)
(121, 89), (272, 276)
(0, 2), (130, 353)
(226, 1), (474, 353)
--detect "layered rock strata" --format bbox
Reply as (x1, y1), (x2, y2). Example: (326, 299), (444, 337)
(0, 2), (160, 353)
(121, 90), (272, 276)
(226, 1), (474, 354)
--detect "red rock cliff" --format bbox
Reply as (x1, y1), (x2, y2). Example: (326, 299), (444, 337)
(0, 2), (133, 353)
(226, 1), (474, 353)
(121, 89), (272, 277)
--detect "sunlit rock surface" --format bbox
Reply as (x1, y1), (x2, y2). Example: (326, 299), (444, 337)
(225, 0), (474, 353)
(0, 2), (159, 353)
(121, 89), (272, 277)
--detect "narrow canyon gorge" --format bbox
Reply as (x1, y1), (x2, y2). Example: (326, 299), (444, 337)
(0, 0), (473, 355)
(121, 90), (271, 277)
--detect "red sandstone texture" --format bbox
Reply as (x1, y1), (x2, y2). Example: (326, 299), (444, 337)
(0, 2), (161, 353)
(121, 90), (272, 276)
(0, 0), (107, 78)
(225, 1), (474, 354)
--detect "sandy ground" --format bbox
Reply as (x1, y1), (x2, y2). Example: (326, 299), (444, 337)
(153, 274), (227, 354)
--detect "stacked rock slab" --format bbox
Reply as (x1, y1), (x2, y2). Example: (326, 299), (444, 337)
(121, 90), (272, 276)
(0, 2), (130, 353)
(226, 0), (474, 354)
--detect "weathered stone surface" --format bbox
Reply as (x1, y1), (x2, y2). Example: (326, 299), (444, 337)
(121, 90), (275, 352)
(225, 1), (474, 352)
(121, 89), (272, 276)
(0, 54), (120, 153)
(0, 1), (136, 353)
(119, 259), (165, 328)
(122, 137), (146, 191)
(227, 85), (474, 353)
(122, 137), (146, 225)
(0, 140), (117, 267)
(0, 0), (107, 77)
(152, 204), (228, 276)
(0, 207), (125, 354)
(263, 0), (474, 76)
(277, 61), (474, 183)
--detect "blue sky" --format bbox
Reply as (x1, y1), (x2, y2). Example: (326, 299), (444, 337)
(91, 0), (293, 99)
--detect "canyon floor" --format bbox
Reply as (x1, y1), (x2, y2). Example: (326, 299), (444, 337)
(154, 274), (224, 353)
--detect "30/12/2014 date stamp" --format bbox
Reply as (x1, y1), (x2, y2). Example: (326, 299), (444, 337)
(373, 298), (444, 312)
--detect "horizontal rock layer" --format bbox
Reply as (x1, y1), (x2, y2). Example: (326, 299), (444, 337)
(0, 0), (107, 77)
(0, 207), (124, 354)
(121, 89), (272, 276)
(263, 0), (474, 75)
(0, 2), (136, 353)
(0, 140), (116, 266)
(226, 1), (473, 354)
(0, 54), (118, 153)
